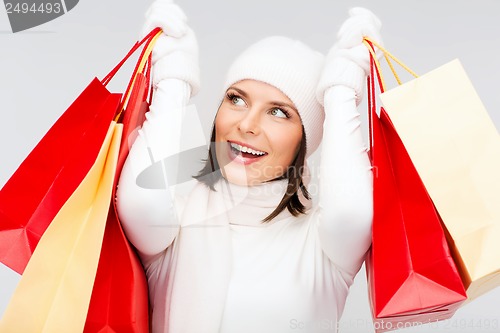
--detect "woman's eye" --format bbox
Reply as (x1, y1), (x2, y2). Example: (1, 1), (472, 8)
(270, 108), (289, 119)
(229, 95), (245, 106)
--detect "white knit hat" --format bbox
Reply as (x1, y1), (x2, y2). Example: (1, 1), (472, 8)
(221, 36), (325, 158)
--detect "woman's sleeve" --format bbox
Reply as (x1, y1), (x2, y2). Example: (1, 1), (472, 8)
(116, 79), (191, 257)
(316, 84), (373, 278)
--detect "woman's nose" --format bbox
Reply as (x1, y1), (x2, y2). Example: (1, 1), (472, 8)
(237, 109), (261, 135)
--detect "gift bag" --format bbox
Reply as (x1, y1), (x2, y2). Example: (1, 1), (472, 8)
(365, 41), (467, 332)
(0, 121), (121, 332)
(84, 57), (152, 333)
(0, 28), (158, 275)
(378, 44), (500, 301)
(0, 28), (162, 332)
(0, 76), (119, 274)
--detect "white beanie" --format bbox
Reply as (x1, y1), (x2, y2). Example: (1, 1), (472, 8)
(221, 36), (325, 158)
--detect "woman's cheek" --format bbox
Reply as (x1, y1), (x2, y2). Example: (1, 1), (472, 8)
(216, 108), (236, 136)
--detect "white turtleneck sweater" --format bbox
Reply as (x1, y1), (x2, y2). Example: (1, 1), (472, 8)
(116, 79), (372, 333)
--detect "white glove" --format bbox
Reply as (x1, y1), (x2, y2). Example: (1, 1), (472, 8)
(316, 7), (383, 106)
(141, 0), (200, 96)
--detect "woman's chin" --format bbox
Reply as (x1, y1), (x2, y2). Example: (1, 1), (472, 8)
(220, 166), (262, 186)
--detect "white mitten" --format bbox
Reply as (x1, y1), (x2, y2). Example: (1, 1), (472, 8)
(316, 7), (383, 106)
(141, 0), (200, 96)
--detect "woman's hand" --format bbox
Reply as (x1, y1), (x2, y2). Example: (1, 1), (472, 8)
(316, 7), (382, 106)
(336, 7), (382, 50)
(142, 0), (188, 39)
(141, 0), (200, 96)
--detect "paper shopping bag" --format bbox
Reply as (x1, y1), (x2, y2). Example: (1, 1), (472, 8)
(84, 72), (150, 333)
(380, 59), (500, 300)
(0, 78), (119, 274)
(0, 28), (160, 275)
(0, 122), (122, 332)
(365, 50), (467, 332)
(0, 28), (161, 332)
(84, 34), (159, 332)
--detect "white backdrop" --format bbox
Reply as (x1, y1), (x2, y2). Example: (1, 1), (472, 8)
(1, 1), (499, 332)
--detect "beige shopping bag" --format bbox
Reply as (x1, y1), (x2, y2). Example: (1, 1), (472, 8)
(380, 58), (500, 301)
(0, 123), (121, 332)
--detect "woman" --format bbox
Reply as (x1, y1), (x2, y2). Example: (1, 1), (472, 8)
(116, 1), (382, 332)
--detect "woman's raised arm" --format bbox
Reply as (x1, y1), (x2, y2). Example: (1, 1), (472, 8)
(116, 0), (200, 258)
(314, 8), (381, 278)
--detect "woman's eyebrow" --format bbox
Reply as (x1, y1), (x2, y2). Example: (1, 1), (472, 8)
(229, 86), (299, 115)
(228, 87), (248, 98)
(269, 101), (298, 114)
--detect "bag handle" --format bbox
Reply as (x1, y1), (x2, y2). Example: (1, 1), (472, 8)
(115, 30), (162, 120)
(146, 52), (154, 102)
(364, 38), (419, 161)
(367, 42), (378, 161)
(122, 30), (161, 104)
(102, 28), (161, 86)
(100, 28), (162, 120)
(365, 39), (391, 164)
(362, 37), (419, 91)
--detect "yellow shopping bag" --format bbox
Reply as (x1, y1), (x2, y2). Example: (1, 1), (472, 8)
(368, 39), (500, 301)
(0, 122), (122, 332)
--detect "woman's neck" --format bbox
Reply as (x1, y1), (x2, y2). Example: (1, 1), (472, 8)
(213, 177), (309, 227)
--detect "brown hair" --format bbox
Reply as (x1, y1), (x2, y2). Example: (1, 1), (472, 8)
(193, 124), (310, 223)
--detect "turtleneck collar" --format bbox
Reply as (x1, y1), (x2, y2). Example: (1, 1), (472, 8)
(212, 177), (311, 227)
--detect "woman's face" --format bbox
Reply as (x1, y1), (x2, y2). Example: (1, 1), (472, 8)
(215, 79), (303, 186)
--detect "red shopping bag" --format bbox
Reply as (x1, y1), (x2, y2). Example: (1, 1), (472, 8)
(0, 29), (158, 274)
(84, 34), (158, 332)
(1, 29), (161, 331)
(0, 74), (119, 275)
(85, 60), (151, 332)
(365, 42), (467, 332)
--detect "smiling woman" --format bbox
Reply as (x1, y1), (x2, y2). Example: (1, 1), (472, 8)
(115, 1), (378, 332)
(197, 79), (310, 222)
(193, 35), (326, 224)
(215, 80), (304, 186)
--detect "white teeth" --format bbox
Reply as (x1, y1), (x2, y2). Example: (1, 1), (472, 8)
(230, 142), (266, 156)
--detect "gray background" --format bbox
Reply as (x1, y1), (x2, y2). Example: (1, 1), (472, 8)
(1, 0), (499, 332)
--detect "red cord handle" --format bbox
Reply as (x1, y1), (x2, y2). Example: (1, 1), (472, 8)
(366, 39), (385, 162)
(102, 27), (161, 86)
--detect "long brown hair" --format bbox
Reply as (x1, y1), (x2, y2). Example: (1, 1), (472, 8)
(193, 124), (310, 223)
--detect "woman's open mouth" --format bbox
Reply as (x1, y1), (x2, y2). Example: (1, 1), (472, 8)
(227, 141), (267, 165)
